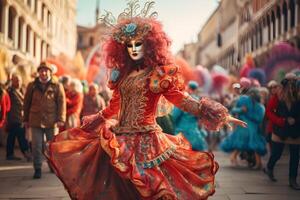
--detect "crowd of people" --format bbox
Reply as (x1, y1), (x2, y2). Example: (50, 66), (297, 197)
(0, 60), (299, 194)
(0, 61), (300, 189)
(0, 62), (108, 178)
(0, 7), (299, 198)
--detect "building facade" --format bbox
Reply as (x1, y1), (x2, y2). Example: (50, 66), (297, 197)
(77, 23), (109, 62)
(0, 0), (77, 67)
(180, 0), (300, 73)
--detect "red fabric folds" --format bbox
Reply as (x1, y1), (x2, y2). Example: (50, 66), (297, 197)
(46, 120), (218, 200)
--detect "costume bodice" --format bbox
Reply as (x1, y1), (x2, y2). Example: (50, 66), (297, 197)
(116, 68), (161, 132)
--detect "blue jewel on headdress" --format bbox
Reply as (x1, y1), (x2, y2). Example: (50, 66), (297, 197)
(110, 69), (120, 82)
(123, 23), (137, 36)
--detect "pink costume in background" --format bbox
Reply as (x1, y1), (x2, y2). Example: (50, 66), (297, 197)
(45, 11), (229, 200)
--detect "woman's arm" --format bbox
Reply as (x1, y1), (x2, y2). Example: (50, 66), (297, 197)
(81, 89), (121, 130)
(163, 90), (228, 131)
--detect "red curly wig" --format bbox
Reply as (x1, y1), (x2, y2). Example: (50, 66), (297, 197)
(102, 17), (173, 73)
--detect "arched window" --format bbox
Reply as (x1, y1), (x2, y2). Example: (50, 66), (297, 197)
(276, 5), (281, 35)
(41, 4), (46, 23)
(259, 22), (263, 46)
(33, 33), (36, 57)
(8, 7), (16, 40)
(27, 0), (31, 8)
(41, 41), (44, 60)
(283, 1), (288, 31)
(0, 0), (3, 33)
(34, 0), (38, 14)
(289, 0), (296, 28)
(251, 30), (255, 51)
(18, 17), (25, 49)
(26, 26), (30, 52)
(271, 10), (276, 39)
(89, 37), (94, 46)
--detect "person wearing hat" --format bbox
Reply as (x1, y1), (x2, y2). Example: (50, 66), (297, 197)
(23, 61), (66, 179)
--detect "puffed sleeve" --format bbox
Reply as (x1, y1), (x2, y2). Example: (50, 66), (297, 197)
(150, 65), (229, 131)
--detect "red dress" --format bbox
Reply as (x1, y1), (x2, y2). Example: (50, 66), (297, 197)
(0, 90), (11, 127)
(46, 65), (228, 200)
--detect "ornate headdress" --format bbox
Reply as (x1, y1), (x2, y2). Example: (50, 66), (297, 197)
(100, 0), (158, 44)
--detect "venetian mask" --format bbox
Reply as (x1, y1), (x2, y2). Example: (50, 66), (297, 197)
(126, 40), (144, 61)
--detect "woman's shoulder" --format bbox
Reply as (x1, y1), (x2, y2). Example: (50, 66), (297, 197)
(149, 64), (184, 93)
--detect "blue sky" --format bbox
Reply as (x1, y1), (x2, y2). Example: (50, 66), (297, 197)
(76, 0), (219, 53)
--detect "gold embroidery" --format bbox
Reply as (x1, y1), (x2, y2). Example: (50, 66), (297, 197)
(111, 124), (162, 134)
(178, 93), (200, 116)
(118, 68), (152, 128)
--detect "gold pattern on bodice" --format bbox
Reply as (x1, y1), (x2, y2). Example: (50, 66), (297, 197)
(117, 68), (156, 131)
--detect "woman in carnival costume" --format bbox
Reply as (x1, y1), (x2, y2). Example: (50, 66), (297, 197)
(171, 81), (208, 151)
(220, 88), (266, 169)
(45, 1), (246, 199)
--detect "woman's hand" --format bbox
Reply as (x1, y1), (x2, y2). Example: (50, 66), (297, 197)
(81, 112), (104, 131)
(225, 115), (247, 131)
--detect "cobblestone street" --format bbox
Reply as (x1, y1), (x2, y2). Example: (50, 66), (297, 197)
(0, 147), (299, 200)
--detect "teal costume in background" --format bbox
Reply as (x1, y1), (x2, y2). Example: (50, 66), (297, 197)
(220, 95), (267, 155)
(171, 95), (208, 151)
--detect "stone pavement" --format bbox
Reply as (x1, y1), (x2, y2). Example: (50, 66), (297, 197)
(0, 146), (299, 200)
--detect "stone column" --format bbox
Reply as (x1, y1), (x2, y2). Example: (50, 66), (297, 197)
(270, 23), (273, 41)
(20, 23), (26, 52)
(35, 36), (41, 63)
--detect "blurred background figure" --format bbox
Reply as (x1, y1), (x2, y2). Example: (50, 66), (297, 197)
(0, 85), (11, 146)
(6, 74), (31, 161)
(264, 78), (300, 190)
(220, 88), (266, 169)
(81, 83), (105, 117)
(171, 81), (208, 151)
(65, 78), (83, 129)
(0, 85), (10, 128)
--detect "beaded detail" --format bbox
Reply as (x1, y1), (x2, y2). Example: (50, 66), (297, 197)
(140, 145), (176, 169)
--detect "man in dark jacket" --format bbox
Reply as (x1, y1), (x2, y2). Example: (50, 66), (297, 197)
(24, 62), (66, 179)
(6, 74), (31, 161)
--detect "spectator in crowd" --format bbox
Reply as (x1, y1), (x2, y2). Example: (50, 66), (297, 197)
(0, 85), (11, 128)
(23, 62), (66, 179)
(81, 83), (106, 118)
(265, 81), (280, 151)
(264, 78), (300, 190)
(65, 78), (83, 129)
(220, 88), (266, 168)
(59, 75), (71, 93)
(6, 74), (31, 161)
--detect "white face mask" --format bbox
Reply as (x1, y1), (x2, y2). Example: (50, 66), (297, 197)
(126, 40), (144, 61)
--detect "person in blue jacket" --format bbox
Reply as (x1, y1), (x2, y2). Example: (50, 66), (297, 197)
(171, 81), (208, 151)
(220, 87), (266, 168)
